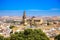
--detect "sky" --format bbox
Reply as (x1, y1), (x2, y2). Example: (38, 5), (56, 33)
(0, 0), (60, 16)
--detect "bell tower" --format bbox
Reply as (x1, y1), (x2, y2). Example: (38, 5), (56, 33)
(22, 11), (27, 26)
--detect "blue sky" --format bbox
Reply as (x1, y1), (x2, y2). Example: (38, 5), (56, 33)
(0, 0), (60, 16)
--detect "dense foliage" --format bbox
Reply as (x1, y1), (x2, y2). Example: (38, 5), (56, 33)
(0, 29), (49, 40)
(54, 34), (60, 40)
(9, 25), (15, 29)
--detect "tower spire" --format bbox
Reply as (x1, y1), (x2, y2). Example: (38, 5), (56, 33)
(23, 10), (26, 19)
(22, 10), (27, 26)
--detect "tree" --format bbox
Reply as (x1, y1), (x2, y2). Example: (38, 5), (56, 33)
(23, 29), (50, 40)
(54, 34), (60, 40)
(4, 37), (10, 40)
(0, 29), (50, 40)
(0, 35), (4, 40)
(10, 29), (50, 40)
(9, 25), (15, 29)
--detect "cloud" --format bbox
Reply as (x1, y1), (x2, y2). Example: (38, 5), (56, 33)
(26, 9), (49, 11)
(25, 8), (60, 13)
(51, 8), (60, 10)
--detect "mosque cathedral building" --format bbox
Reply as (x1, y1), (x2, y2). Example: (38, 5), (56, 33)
(22, 11), (43, 27)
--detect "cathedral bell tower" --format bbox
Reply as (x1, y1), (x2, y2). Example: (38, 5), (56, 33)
(22, 11), (27, 26)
